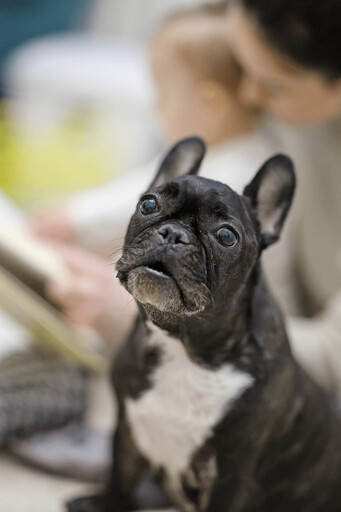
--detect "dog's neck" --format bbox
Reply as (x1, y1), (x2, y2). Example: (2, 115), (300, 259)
(139, 265), (269, 370)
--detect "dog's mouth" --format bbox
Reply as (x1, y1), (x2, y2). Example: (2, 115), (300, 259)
(116, 244), (211, 316)
(144, 262), (172, 280)
(122, 258), (183, 313)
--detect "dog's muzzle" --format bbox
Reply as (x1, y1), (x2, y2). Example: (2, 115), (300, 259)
(116, 224), (211, 315)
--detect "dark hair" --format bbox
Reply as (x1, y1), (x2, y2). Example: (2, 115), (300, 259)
(236, 0), (341, 79)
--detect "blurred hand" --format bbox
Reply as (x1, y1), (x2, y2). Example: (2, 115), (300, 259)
(28, 206), (75, 243)
(46, 244), (136, 344)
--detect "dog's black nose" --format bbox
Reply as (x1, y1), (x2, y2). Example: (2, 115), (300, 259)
(158, 224), (191, 245)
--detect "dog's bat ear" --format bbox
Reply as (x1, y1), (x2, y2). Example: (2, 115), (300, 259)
(149, 136), (206, 188)
(243, 154), (296, 249)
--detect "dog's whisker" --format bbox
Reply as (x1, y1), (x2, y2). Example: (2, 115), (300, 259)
(201, 283), (215, 308)
(107, 244), (140, 263)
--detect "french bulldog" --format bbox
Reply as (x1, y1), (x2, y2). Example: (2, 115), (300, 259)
(68, 137), (341, 512)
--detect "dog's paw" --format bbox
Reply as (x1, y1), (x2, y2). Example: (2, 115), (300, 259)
(66, 495), (104, 512)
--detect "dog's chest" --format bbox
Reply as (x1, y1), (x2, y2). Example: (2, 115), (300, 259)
(125, 323), (254, 493)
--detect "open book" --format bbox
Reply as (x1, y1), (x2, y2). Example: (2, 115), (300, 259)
(0, 222), (105, 372)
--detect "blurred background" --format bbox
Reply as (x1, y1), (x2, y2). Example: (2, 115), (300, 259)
(0, 0), (204, 210)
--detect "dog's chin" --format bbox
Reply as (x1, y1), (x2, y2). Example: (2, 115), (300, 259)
(125, 265), (207, 316)
(126, 266), (183, 313)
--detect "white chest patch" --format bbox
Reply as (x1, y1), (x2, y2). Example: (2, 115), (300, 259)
(125, 322), (254, 494)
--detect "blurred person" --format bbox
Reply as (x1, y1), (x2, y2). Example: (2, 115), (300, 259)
(222, 0), (341, 399)
(30, 4), (281, 340)
(31, 4), (271, 250)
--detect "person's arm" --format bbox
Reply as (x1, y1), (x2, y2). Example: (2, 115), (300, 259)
(262, 210), (341, 397)
(264, 230), (341, 397)
(287, 292), (341, 397)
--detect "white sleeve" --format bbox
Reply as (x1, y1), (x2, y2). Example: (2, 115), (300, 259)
(287, 292), (341, 398)
(67, 158), (159, 250)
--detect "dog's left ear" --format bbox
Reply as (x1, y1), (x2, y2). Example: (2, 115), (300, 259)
(243, 154), (296, 249)
(149, 136), (206, 188)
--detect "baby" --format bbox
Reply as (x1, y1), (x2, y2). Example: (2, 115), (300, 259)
(30, 4), (276, 251)
(151, 5), (254, 145)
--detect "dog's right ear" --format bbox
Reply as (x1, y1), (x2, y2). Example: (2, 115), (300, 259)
(149, 137), (206, 188)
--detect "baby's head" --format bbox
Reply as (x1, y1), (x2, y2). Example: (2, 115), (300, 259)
(150, 4), (256, 146)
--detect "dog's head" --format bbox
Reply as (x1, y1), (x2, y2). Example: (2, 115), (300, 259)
(116, 137), (295, 326)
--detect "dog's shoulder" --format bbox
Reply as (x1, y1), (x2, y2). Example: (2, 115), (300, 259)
(112, 317), (163, 400)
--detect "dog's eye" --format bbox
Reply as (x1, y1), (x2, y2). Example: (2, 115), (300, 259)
(141, 198), (158, 215)
(217, 227), (237, 247)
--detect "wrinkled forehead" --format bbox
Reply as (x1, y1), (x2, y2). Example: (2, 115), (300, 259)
(152, 175), (251, 223)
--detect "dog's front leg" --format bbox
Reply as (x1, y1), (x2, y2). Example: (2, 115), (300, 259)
(103, 413), (148, 512)
(66, 414), (146, 512)
(204, 460), (257, 512)
(206, 479), (251, 512)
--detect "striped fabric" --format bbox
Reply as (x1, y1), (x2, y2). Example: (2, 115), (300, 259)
(0, 348), (88, 446)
